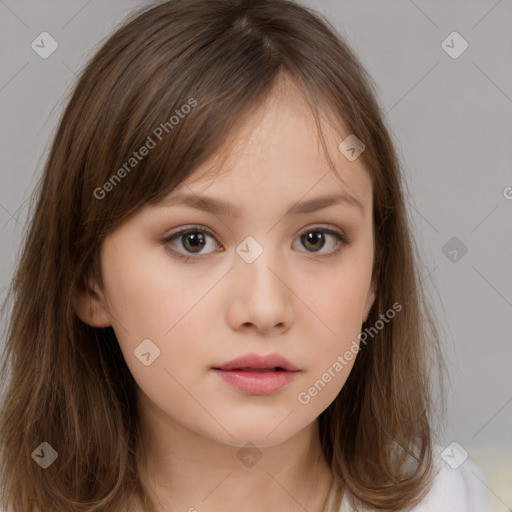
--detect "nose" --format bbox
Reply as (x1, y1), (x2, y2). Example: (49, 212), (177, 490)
(226, 247), (295, 336)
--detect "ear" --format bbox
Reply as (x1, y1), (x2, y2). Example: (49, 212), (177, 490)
(363, 279), (377, 323)
(71, 275), (111, 328)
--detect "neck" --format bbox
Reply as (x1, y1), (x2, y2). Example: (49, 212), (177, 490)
(133, 394), (333, 512)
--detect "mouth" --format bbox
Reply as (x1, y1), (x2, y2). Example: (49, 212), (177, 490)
(211, 353), (300, 394)
(213, 352), (300, 372)
(215, 367), (291, 372)
(211, 368), (299, 395)
(211, 366), (300, 395)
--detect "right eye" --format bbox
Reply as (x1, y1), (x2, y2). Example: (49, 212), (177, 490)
(160, 226), (221, 262)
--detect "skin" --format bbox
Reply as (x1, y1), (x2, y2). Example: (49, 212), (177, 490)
(74, 77), (376, 512)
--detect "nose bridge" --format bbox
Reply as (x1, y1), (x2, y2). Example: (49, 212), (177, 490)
(235, 234), (285, 295)
(230, 234), (293, 331)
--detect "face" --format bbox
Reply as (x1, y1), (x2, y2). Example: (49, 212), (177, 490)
(75, 81), (376, 449)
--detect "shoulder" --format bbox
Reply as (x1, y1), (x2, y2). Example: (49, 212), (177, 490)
(338, 445), (491, 512)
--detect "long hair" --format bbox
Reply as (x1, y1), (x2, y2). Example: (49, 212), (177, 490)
(0, 0), (446, 510)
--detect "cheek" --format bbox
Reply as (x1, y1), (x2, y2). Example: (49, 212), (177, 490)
(102, 248), (220, 384)
(295, 288), (362, 412)
(102, 244), (211, 338)
(295, 263), (368, 396)
(297, 264), (369, 339)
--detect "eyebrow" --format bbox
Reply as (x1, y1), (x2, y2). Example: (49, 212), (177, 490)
(159, 191), (365, 218)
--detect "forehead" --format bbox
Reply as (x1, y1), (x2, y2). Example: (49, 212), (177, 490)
(160, 78), (373, 217)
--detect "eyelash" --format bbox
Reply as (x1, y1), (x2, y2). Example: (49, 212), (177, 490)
(160, 225), (352, 264)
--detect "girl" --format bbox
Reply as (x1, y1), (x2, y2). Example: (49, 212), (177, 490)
(0, 1), (491, 511)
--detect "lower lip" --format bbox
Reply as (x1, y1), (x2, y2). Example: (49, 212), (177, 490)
(211, 369), (299, 395)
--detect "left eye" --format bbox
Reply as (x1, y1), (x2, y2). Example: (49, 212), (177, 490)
(161, 225), (350, 261)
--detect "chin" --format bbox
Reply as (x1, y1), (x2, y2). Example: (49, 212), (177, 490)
(206, 422), (304, 449)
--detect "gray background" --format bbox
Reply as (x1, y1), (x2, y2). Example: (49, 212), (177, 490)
(1, 1), (511, 509)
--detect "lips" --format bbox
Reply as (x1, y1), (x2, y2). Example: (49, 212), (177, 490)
(211, 353), (300, 395)
(213, 352), (300, 372)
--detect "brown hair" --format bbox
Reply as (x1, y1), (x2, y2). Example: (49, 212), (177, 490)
(0, 0), (446, 510)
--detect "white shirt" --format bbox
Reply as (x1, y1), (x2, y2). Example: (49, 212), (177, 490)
(334, 449), (492, 511)
(405, 454), (491, 511)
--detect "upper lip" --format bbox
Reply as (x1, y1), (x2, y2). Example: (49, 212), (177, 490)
(213, 353), (300, 371)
